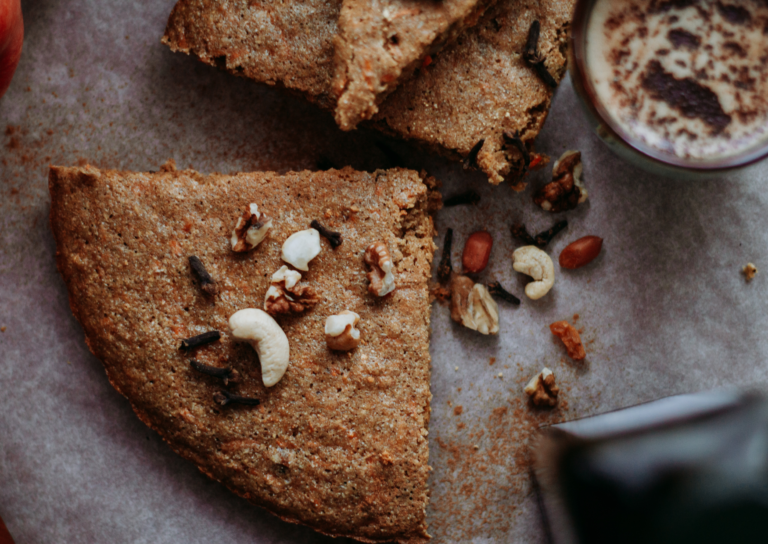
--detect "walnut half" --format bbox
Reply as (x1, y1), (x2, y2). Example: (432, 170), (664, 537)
(534, 150), (587, 213)
(364, 241), (396, 297)
(524, 368), (560, 408)
(450, 274), (500, 335)
(264, 265), (321, 315)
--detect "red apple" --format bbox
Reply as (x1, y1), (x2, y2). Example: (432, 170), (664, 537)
(0, 513), (15, 544)
(0, 0), (23, 99)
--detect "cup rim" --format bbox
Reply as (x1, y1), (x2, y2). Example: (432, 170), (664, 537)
(570, 0), (768, 173)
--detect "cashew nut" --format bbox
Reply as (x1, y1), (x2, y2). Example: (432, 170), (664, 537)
(325, 310), (361, 351)
(513, 246), (555, 300)
(282, 228), (322, 271)
(229, 308), (290, 387)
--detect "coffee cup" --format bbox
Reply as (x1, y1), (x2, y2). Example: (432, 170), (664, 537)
(570, 0), (768, 178)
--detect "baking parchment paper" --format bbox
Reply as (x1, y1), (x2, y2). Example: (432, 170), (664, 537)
(2, 1), (768, 543)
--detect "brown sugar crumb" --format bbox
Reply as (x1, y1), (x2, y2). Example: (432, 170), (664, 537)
(454, 405), (464, 416)
(430, 397), (570, 542)
(549, 320), (586, 361)
(573, 313), (579, 321)
(743, 262), (758, 281)
(431, 283), (451, 304)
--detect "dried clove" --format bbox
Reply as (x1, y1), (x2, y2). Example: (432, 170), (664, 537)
(310, 220), (343, 248)
(443, 190), (481, 207)
(190, 360), (240, 385)
(534, 220), (568, 248)
(503, 131), (531, 176)
(511, 223), (537, 246)
(437, 228), (454, 284)
(524, 20), (557, 88)
(213, 390), (260, 407)
(179, 330), (221, 351)
(486, 281), (521, 306)
(511, 220), (568, 249)
(463, 139), (485, 170)
(188, 256), (217, 296)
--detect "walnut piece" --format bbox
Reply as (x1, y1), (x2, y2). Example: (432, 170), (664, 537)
(325, 310), (361, 351)
(550, 321), (586, 361)
(524, 368), (560, 408)
(231, 203), (272, 252)
(743, 262), (758, 282)
(449, 274), (499, 335)
(364, 241), (396, 296)
(534, 150), (587, 213)
(264, 265), (321, 315)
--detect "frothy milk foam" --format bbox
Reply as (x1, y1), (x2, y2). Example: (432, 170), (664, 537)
(586, 0), (768, 161)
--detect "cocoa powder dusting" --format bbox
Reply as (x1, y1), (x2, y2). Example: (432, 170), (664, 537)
(641, 60), (731, 133)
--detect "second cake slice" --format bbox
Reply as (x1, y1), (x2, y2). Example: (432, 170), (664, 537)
(332, 0), (496, 130)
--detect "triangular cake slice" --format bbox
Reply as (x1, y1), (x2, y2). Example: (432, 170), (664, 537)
(161, 0), (574, 186)
(49, 162), (438, 543)
(331, 0), (495, 130)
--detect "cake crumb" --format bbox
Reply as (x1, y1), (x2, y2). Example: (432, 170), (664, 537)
(0, 326), (5, 332)
(454, 406), (464, 416)
(489, 357), (496, 366)
(743, 263), (758, 281)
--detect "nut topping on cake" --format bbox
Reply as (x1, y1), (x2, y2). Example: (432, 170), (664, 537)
(264, 266), (321, 315)
(325, 311), (361, 351)
(365, 241), (396, 296)
(229, 309), (290, 387)
(281, 228), (322, 271)
(231, 203), (273, 252)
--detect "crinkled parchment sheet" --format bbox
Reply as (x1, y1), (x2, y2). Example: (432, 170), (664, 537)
(2, 1), (768, 543)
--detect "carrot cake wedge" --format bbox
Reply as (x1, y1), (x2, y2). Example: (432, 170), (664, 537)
(49, 161), (438, 543)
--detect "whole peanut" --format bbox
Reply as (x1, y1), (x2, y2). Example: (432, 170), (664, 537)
(559, 236), (603, 269)
(462, 231), (493, 274)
